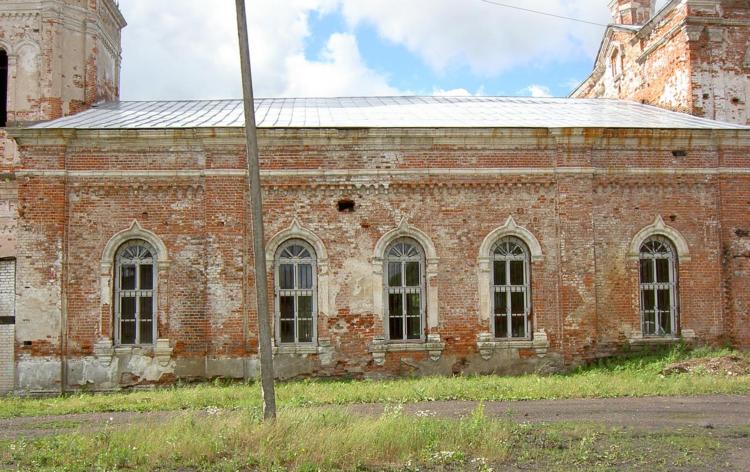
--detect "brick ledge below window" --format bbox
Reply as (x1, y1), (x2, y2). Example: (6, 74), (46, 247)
(628, 329), (695, 349)
(476, 331), (549, 360)
(273, 338), (334, 357)
(368, 335), (445, 365)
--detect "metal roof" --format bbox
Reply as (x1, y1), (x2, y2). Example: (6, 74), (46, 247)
(29, 96), (748, 130)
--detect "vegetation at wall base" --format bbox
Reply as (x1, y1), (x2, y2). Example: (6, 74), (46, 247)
(0, 345), (748, 419)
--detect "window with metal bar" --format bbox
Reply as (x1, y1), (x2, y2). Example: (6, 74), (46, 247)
(275, 240), (316, 344)
(115, 240), (156, 345)
(491, 237), (531, 339)
(0, 50), (7, 128)
(385, 238), (425, 341)
(639, 236), (678, 336)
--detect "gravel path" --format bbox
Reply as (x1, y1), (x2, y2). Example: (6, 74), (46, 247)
(2, 394), (750, 440)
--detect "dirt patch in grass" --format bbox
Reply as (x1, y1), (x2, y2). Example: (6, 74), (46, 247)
(662, 355), (750, 377)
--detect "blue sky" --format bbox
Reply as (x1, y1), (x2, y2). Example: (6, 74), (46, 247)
(117, 0), (669, 100)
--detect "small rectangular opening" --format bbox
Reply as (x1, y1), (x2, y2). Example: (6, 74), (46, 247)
(337, 199), (355, 212)
(671, 150), (687, 158)
(0, 50), (6, 128)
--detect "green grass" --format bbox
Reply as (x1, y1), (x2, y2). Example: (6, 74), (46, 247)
(1, 345), (748, 419)
(0, 405), (731, 471)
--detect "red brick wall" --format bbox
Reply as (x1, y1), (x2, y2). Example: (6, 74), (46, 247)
(10, 127), (750, 384)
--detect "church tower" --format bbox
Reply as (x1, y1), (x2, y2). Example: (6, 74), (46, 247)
(0, 0), (125, 393)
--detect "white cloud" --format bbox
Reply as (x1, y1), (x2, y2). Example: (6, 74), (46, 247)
(431, 87), (485, 97)
(117, 0), (612, 100)
(338, 0), (610, 76)
(283, 33), (399, 96)
(118, 0), (395, 99)
(521, 84), (552, 97)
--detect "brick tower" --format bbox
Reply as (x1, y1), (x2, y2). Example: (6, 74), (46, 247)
(0, 0), (126, 393)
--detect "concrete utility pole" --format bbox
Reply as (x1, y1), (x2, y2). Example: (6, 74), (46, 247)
(234, 0), (276, 420)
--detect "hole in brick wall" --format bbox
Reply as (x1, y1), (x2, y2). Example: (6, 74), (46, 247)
(732, 97), (741, 105)
(736, 229), (749, 238)
(337, 199), (355, 212)
(141, 212), (148, 219)
(669, 215), (677, 222)
(703, 93), (710, 100)
(672, 150), (687, 157)
(23, 341), (32, 346)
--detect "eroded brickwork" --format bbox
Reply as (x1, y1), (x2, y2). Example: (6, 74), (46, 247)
(0, 258), (15, 393)
(6, 126), (748, 392)
(573, 0), (750, 126)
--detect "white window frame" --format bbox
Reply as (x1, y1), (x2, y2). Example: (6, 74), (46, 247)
(639, 236), (678, 337)
(384, 238), (426, 342)
(114, 239), (157, 346)
(491, 237), (531, 340)
(274, 239), (318, 345)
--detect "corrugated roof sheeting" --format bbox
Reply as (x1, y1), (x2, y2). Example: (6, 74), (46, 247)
(29, 96), (749, 130)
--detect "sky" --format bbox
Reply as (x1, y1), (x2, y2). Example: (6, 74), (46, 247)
(117, 0), (670, 101)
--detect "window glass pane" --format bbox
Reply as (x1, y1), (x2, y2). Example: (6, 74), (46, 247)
(643, 310), (656, 335)
(279, 264), (294, 290)
(139, 295), (154, 344)
(139, 296), (153, 319)
(494, 291), (507, 315)
(298, 318), (313, 343)
(511, 292), (525, 314)
(511, 315), (526, 338)
(510, 261), (525, 285)
(280, 320), (295, 343)
(388, 294), (403, 340)
(493, 261), (506, 286)
(139, 264), (153, 290)
(140, 319), (153, 344)
(405, 261), (420, 287)
(640, 259), (654, 284)
(298, 295), (313, 318)
(280, 296), (294, 320)
(298, 264), (313, 289)
(389, 293), (403, 318)
(655, 258), (671, 284)
(642, 289), (655, 311)
(406, 293), (420, 317)
(657, 289), (671, 313)
(406, 315), (421, 340)
(388, 262), (402, 287)
(495, 315), (508, 338)
(120, 320), (136, 345)
(659, 310), (672, 335)
(121, 265), (136, 290)
(121, 296), (136, 319)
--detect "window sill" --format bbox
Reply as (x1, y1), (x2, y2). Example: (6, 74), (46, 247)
(369, 335), (445, 365)
(273, 345), (321, 355)
(476, 331), (549, 360)
(627, 335), (681, 347)
(95, 339), (172, 367)
(477, 339), (533, 349)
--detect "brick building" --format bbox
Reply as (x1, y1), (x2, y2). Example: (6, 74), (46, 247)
(0, 0), (749, 394)
(572, 0), (750, 125)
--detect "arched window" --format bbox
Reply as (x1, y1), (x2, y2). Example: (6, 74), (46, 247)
(275, 240), (316, 344)
(491, 237), (531, 339)
(0, 50), (7, 127)
(385, 238), (425, 341)
(115, 240), (156, 345)
(610, 49), (622, 77)
(639, 236), (678, 336)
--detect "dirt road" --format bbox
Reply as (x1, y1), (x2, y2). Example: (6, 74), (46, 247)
(3, 394), (749, 440)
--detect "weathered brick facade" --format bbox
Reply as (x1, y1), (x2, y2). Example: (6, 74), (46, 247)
(5, 125), (749, 392)
(1, 0), (749, 393)
(573, 0), (750, 126)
